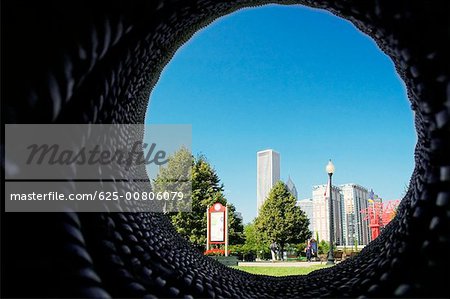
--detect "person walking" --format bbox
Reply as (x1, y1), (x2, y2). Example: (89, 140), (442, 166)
(310, 239), (318, 261)
(270, 242), (278, 262)
(305, 240), (312, 262)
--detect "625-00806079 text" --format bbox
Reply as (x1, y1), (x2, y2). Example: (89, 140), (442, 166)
(9, 191), (186, 201)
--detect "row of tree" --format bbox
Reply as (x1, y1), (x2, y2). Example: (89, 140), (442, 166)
(153, 148), (244, 251)
(154, 148), (312, 257)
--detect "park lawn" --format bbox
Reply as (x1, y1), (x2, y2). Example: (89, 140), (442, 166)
(232, 265), (328, 276)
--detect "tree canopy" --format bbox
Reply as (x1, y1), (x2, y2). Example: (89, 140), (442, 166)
(153, 148), (244, 249)
(242, 223), (269, 257)
(255, 181), (311, 254)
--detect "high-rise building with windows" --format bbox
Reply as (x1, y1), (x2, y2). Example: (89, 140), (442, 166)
(340, 183), (371, 245)
(256, 149), (280, 215)
(296, 198), (313, 233)
(312, 184), (343, 245)
(286, 176), (298, 199)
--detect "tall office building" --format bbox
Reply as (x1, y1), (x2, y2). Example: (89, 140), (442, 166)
(340, 184), (371, 246)
(286, 177), (298, 199)
(312, 184), (343, 245)
(296, 198), (313, 233)
(256, 149), (280, 215)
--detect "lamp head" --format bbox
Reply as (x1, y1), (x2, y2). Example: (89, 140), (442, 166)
(326, 159), (335, 174)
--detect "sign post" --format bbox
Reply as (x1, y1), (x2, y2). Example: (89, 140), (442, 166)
(206, 207), (210, 250)
(207, 202), (228, 256)
(225, 205), (228, 256)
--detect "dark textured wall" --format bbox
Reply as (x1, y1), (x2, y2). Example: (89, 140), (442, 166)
(1, 0), (449, 298)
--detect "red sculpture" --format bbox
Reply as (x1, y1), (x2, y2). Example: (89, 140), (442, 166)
(361, 199), (400, 240)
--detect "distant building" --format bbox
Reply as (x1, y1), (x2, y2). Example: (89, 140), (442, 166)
(286, 176), (298, 199)
(312, 184), (343, 245)
(296, 198), (313, 233)
(340, 184), (371, 246)
(256, 149), (280, 216)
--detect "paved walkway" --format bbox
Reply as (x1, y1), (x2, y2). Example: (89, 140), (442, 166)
(238, 261), (325, 267)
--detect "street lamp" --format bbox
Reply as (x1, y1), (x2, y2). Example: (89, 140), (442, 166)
(326, 159), (335, 265)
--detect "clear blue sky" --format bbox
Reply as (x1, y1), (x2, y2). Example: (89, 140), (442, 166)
(145, 5), (416, 224)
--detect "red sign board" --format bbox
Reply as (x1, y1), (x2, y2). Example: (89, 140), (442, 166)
(208, 203), (226, 244)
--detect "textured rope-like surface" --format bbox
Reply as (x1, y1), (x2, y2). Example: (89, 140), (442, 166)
(2, 0), (449, 297)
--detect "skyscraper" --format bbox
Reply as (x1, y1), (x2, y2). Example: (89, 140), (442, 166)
(256, 149), (280, 215)
(340, 184), (371, 245)
(286, 176), (298, 199)
(312, 184), (343, 245)
(296, 198), (313, 233)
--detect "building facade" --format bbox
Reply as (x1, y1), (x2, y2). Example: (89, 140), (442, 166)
(340, 184), (371, 246)
(296, 198), (313, 233)
(256, 149), (280, 215)
(312, 184), (343, 245)
(286, 177), (298, 199)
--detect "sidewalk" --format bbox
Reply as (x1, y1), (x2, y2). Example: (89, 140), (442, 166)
(238, 261), (324, 267)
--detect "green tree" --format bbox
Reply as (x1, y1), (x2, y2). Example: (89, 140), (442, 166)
(241, 222), (269, 259)
(154, 150), (244, 250)
(227, 203), (245, 245)
(152, 147), (192, 212)
(318, 240), (330, 254)
(255, 181), (311, 257)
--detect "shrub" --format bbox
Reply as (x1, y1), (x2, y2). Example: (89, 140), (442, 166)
(318, 240), (330, 254)
(295, 243), (307, 256)
(204, 249), (231, 256)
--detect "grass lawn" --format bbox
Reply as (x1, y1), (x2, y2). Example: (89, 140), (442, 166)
(232, 265), (328, 276)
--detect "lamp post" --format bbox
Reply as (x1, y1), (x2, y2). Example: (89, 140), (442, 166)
(326, 160), (335, 265)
